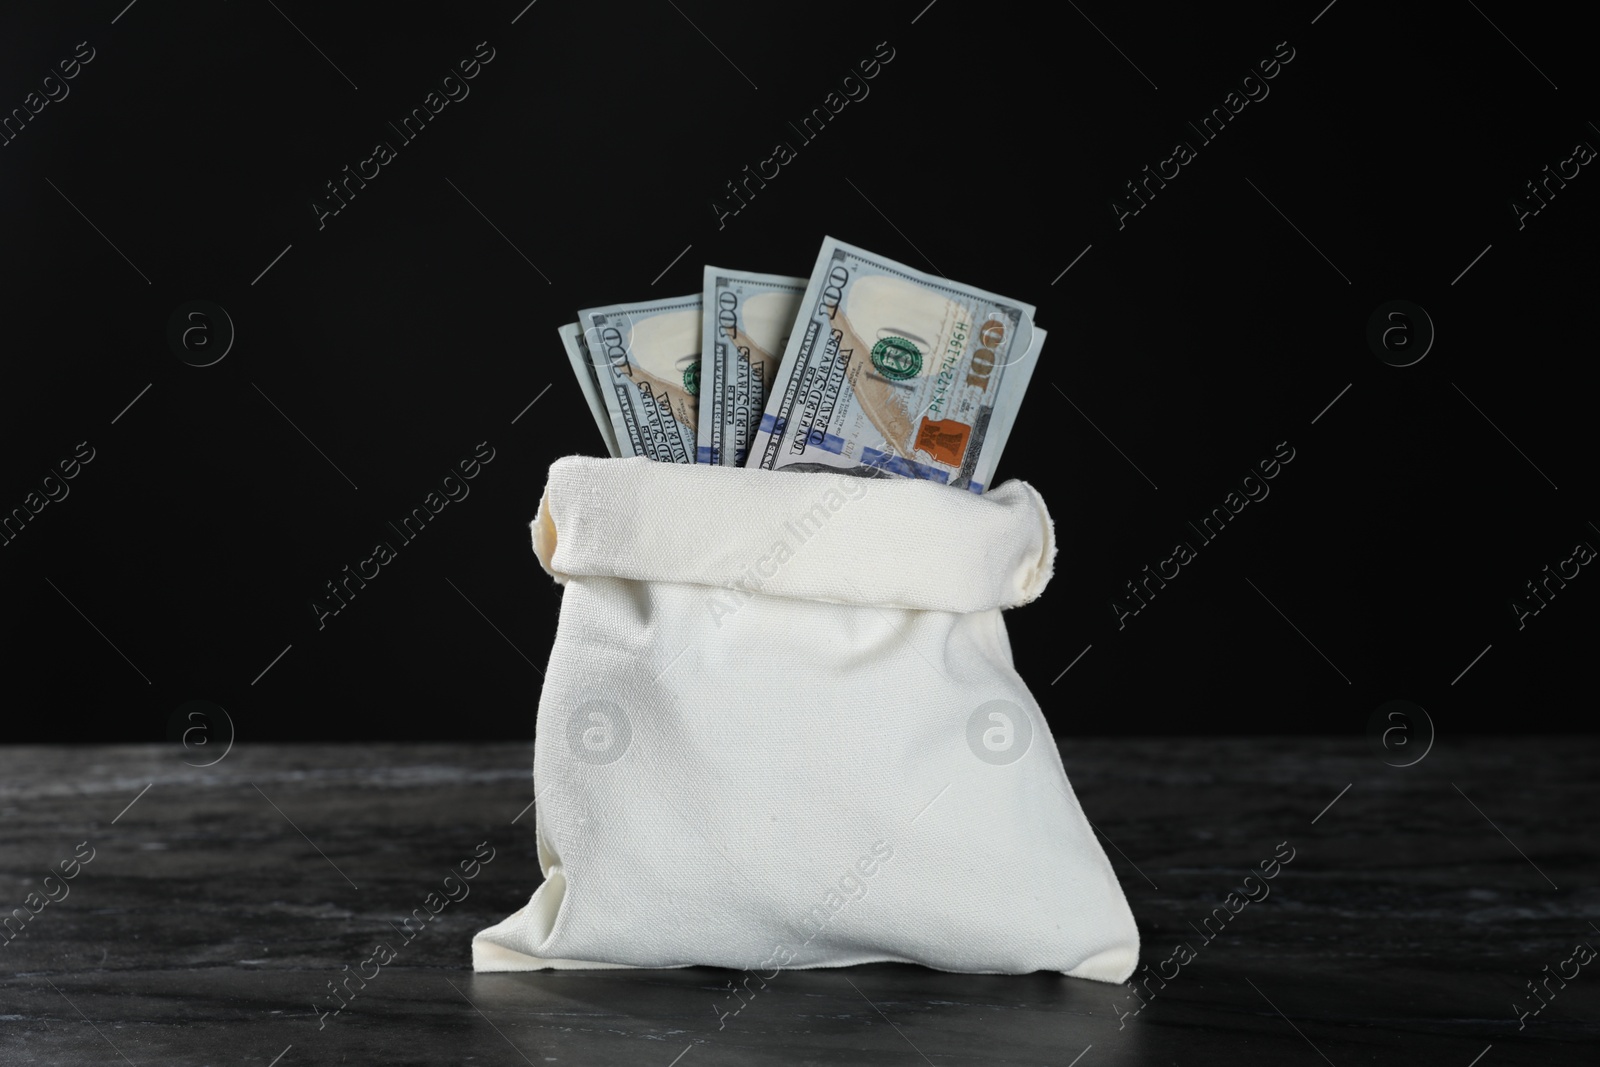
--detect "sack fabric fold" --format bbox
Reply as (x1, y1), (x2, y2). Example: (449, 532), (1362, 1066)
(473, 455), (1139, 981)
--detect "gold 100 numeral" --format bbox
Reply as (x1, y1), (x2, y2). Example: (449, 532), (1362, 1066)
(965, 319), (1006, 390)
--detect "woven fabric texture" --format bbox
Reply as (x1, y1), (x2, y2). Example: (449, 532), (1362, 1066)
(473, 456), (1139, 981)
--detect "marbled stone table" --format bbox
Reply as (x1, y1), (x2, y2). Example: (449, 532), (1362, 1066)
(2, 738), (1594, 1065)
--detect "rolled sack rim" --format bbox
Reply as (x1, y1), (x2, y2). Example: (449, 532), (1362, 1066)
(527, 455), (1057, 613)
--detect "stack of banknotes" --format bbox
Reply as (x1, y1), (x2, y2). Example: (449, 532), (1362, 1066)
(559, 237), (1045, 494)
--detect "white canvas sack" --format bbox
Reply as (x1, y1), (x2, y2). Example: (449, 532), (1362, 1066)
(473, 455), (1139, 980)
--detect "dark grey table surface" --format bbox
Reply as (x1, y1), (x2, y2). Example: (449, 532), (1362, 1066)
(1, 737), (1594, 1066)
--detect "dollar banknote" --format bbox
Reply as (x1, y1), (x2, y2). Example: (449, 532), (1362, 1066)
(557, 322), (620, 458)
(696, 267), (804, 466)
(576, 294), (702, 462)
(748, 237), (1044, 493)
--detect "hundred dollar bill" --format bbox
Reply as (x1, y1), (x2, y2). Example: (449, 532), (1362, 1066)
(576, 294), (701, 463)
(748, 237), (1044, 493)
(696, 266), (804, 466)
(557, 322), (620, 458)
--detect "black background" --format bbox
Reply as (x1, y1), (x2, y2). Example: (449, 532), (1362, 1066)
(1, 0), (1593, 742)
